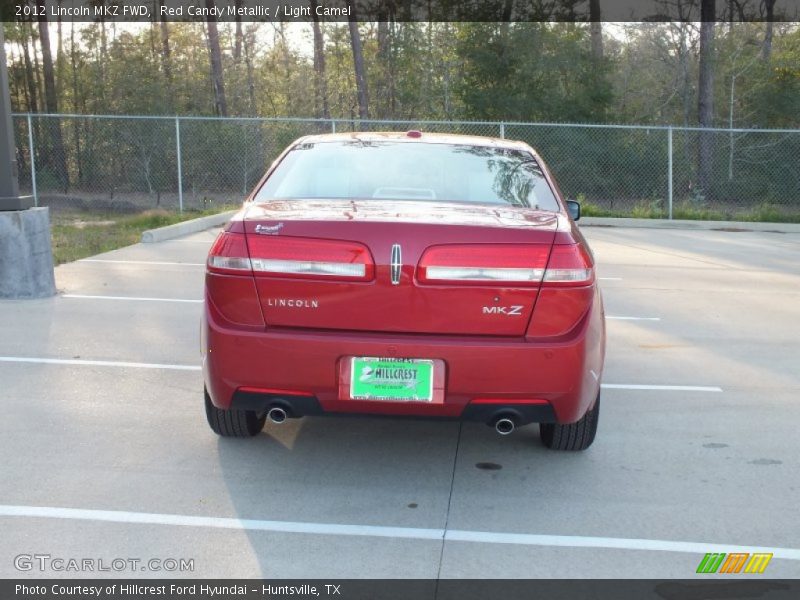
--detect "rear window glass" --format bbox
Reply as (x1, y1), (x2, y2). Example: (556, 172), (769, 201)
(254, 141), (560, 211)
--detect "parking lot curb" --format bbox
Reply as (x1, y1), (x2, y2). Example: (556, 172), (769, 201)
(580, 216), (800, 233)
(141, 210), (237, 243)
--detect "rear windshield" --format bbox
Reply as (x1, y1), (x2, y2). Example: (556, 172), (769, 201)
(254, 141), (561, 211)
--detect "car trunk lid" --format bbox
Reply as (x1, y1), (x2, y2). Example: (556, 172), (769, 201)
(241, 199), (558, 336)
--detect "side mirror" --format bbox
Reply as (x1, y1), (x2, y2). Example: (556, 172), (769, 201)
(566, 200), (581, 221)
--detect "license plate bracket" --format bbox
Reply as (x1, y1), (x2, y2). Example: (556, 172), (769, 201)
(340, 357), (445, 403)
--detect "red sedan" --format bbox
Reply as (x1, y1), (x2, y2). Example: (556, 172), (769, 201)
(202, 132), (605, 450)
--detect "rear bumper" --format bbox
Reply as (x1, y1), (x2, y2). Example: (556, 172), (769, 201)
(230, 388), (557, 426)
(202, 287), (605, 425)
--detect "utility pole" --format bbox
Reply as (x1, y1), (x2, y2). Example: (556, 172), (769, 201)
(1, 26), (55, 298)
(0, 27), (32, 210)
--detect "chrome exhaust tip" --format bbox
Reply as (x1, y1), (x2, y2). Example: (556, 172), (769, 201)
(267, 407), (287, 424)
(495, 417), (515, 436)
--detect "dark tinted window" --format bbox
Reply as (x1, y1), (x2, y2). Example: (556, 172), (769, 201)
(255, 141), (560, 211)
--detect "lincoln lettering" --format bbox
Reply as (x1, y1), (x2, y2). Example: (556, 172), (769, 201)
(267, 299), (319, 308)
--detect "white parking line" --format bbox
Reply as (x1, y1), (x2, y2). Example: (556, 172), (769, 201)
(598, 277), (623, 281)
(2, 505), (798, 560)
(63, 294), (202, 304)
(606, 316), (661, 321)
(446, 529), (800, 559)
(0, 357), (201, 371)
(78, 259), (205, 266)
(602, 384), (723, 392)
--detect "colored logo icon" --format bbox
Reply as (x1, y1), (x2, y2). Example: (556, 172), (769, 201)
(696, 552), (773, 574)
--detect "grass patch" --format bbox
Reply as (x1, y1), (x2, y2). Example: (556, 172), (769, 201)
(670, 202), (727, 221)
(578, 201), (619, 218)
(578, 199), (800, 223)
(630, 200), (666, 219)
(737, 203), (800, 223)
(50, 207), (238, 265)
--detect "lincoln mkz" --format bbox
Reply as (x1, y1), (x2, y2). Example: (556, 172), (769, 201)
(202, 132), (605, 450)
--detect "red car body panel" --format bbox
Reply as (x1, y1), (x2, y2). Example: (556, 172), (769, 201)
(202, 133), (606, 427)
(203, 285), (604, 423)
(242, 199), (557, 336)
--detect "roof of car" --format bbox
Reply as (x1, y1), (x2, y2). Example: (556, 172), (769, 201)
(295, 131), (534, 151)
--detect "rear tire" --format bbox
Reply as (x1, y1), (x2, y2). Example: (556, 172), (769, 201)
(539, 393), (599, 451)
(205, 387), (266, 437)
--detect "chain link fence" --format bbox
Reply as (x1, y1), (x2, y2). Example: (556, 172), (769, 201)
(11, 113), (800, 221)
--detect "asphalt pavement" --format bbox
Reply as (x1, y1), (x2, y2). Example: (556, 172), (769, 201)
(1, 224), (798, 579)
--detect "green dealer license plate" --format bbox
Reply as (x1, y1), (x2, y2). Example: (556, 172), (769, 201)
(350, 357), (434, 402)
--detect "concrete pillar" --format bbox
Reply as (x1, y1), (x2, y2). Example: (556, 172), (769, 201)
(1, 27), (54, 299)
(0, 208), (56, 298)
(0, 201), (54, 297)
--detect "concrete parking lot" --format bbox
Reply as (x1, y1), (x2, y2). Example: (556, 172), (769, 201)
(1, 224), (798, 579)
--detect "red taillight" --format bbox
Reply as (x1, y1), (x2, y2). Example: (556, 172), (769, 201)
(207, 232), (252, 275)
(527, 243), (595, 337)
(543, 244), (594, 286)
(418, 244), (550, 285)
(247, 235), (375, 281)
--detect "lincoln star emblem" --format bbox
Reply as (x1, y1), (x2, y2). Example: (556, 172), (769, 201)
(391, 244), (402, 285)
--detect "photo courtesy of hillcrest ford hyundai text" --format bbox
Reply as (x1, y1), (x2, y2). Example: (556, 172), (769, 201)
(202, 131), (605, 450)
